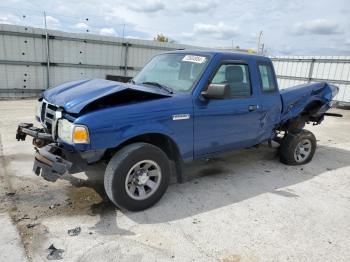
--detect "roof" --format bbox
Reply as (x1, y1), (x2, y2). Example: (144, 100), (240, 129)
(165, 49), (270, 62)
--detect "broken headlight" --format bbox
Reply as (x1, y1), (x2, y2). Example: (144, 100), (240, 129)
(35, 100), (43, 119)
(57, 119), (90, 144)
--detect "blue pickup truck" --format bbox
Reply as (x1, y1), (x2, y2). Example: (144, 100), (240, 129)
(16, 50), (339, 211)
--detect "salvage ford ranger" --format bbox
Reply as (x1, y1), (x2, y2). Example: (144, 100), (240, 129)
(16, 51), (339, 211)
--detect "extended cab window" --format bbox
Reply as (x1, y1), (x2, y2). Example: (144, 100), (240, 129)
(258, 63), (277, 92)
(211, 64), (251, 97)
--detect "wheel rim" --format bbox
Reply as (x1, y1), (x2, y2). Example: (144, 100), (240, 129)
(125, 160), (162, 200)
(293, 139), (312, 163)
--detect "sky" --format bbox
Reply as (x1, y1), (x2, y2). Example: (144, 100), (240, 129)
(0, 0), (349, 55)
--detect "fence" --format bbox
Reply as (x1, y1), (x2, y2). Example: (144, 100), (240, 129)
(271, 56), (350, 104)
(0, 24), (200, 99)
(1, 24), (350, 103)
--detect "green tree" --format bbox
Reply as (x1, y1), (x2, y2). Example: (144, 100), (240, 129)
(154, 34), (169, 42)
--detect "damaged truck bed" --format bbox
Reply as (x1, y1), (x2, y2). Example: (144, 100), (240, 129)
(16, 50), (339, 211)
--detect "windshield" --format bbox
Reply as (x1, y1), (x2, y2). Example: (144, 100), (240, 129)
(133, 53), (210, 92)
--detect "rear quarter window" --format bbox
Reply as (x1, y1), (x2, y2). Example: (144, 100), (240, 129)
(258, 63), (277, 92)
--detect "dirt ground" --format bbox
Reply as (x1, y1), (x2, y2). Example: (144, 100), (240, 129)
(1, 99), (350, 262)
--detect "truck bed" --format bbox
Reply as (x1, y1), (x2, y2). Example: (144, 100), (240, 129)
(279, 82), (338, 122)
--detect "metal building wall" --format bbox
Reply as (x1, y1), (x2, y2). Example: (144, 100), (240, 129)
(1, 24), (349, 103)
(271, 56), (350, 104)
(0, 24), (200, 99)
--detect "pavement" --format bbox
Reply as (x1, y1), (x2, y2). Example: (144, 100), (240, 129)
(0, 99), (350, 262)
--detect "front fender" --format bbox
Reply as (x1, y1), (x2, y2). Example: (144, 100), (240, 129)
(74, 95), (194, 161)
(88, 120), (192, 161)
(118, 124), (174, 144)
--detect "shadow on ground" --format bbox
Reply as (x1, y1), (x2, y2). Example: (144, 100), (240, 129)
(125, 144), (350, 224)
(6, 143), (350, 236)
(65, 143), (350, 229)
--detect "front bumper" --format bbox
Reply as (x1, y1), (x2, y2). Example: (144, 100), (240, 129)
(33, 144), (73, 182)
(17, 122), (107, 182)
(16, 122), (88, 182)
(16, 123), (53, 142)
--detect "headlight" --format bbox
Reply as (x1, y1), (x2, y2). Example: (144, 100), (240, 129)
(57, 119), (73, 143)
(57, 119), (89, 144)
(35, 101), (43, 119)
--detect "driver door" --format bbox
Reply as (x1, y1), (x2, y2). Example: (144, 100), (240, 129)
(193, 61), (261, 157)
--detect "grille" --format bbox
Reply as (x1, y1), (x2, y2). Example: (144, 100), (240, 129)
(40, 100), (58, 134)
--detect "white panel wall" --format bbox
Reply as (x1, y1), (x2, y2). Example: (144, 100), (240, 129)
(0, 24), (199, 98)
(1, 24), (349, 103)
(272, 56), (350, 103)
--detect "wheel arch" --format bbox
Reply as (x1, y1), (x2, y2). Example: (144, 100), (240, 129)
(280, 99), (325, 132)
(104, 132), (184, 183)
(301, 99), (324, 115)
(104, 132), (182, 164)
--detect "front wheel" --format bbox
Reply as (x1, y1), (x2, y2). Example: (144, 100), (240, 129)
(279, 130), (317, 165)
(104, 143), (171, 211)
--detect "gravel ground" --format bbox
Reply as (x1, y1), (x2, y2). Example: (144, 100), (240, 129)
(0, 99), (350, 262)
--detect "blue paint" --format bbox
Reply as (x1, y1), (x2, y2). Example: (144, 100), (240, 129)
(42, 51), (338, 162)
(44, 79), (171, 114)
(280, 82), (337, 122)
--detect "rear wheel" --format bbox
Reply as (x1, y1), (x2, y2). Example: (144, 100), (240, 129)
(104, 143), (171, 211)
(279, 130), (317, 165)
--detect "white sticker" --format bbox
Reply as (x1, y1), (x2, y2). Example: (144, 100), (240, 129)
(182, 55), (206, 64)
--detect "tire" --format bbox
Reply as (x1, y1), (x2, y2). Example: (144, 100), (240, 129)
(279, 129), (317, 165)
(104, 142), (171, 211)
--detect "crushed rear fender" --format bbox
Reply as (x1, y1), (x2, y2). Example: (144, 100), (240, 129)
(280, 82), (339, 123)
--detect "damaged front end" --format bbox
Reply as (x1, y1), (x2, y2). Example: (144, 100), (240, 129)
(33, 144), (73, 182)
(16, 123), (69, 181)
(16, 123), (53, 146)
(16, 79), (173, 182)
(16, 99), (88, 182)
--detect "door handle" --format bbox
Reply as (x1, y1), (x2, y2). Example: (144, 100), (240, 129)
(248, 105), (259, 112)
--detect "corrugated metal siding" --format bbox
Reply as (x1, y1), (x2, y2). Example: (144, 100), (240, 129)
(1, 24), (349, 103)
(0, 24), (201, 98)
(272, 56), (350, 103)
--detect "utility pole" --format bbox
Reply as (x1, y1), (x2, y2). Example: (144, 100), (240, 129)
(122, 24), (128, 77)
(43, 11), (50, 89)
(257, 30), (263, 54)
(122, 24), (125, 40)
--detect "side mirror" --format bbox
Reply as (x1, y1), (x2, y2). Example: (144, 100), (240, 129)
(201, 84), (230, 99)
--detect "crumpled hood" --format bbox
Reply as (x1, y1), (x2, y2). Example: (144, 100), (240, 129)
(43, 79), (171, 114)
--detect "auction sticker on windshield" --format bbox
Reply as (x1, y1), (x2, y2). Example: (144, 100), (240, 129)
(182, 55), (206, 63)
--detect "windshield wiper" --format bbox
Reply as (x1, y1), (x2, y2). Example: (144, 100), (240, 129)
(141, 81), (174, 94)
(128, 79), (135, 84)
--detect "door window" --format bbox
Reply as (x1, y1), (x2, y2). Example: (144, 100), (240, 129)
(211, 64), (251, 97)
